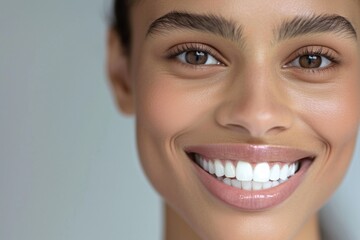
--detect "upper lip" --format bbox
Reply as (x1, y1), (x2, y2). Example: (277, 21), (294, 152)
(185, 144), (316, 163)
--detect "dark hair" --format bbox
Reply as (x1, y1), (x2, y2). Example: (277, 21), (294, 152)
(112, 0), (131, 51)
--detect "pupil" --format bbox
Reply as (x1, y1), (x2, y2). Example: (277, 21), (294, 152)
(300, 55), (322, 68)
(186, 51), (208, 65)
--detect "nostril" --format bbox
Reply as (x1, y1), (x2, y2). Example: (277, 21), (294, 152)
(225, 124), (251, 134)
(225, 123), (289, 138)
(216, 103), (295, 137)
(266, 126), (288, 135)
(214, 87), (295, 138)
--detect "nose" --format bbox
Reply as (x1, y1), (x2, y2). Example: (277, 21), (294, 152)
(215, 73), (294, 138)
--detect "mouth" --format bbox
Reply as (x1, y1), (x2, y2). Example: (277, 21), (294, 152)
(185, 144), (316, 210)
(189, 153), (301, 190)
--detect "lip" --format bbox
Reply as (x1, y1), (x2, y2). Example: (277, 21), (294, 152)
(185, 144), (316, 163)
(185, 144), (316, 211)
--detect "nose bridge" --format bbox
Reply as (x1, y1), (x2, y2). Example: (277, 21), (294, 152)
(216, 68), (294, 137)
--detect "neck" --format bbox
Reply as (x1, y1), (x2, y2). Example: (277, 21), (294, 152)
(163, 203), (321, 240)
(164, 204), (200, 240)
(293, 214), (321, 240)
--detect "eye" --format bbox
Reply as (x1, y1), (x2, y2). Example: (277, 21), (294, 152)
(167, 43), (224, 66)
(284, 46), (339, 72)
(288, 54), (332, 69)
(176, 50), (221, 65)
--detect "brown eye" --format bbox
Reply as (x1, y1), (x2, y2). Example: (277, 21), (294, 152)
(186, 51), (208, 65)
(299, 55), (322, 68)
(176, 50), (220, 65)
(287, 54), (332, 69)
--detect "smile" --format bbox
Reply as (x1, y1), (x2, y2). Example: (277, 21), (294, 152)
(186, 144), (316, 210)
(194, 154), (300, 190)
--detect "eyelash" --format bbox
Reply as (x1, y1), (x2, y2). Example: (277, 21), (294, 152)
(166, 43), (224, 66)
(285, 46), (340, 73)
(166, 43), (340, 74)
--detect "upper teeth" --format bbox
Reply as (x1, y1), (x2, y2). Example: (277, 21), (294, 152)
(195, 154), (299, 189)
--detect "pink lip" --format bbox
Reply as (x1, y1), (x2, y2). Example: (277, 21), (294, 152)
(185, 144), (316, 211)
(185, 144), (315, 163)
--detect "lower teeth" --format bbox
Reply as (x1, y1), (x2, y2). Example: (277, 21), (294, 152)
(216, 176), (289, 191)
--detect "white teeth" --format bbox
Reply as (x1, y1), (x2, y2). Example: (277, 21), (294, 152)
(236, 161), (253, 181)
(224, 161), (236, 178)
(280, 164), (289, 180)
(194, 154), (301, 191)
(203, 160), (209, 172)
(269, 164), (280, 181)
(231, 179), (242, 189)
(253, 162), (270, 183)
(263, 181), (272, 189)
(252, 182), (263, 190)
(223, 178), (232, 186)
(214, 160), (225, 177)
(242, 181), (252, 190)
(200, 159), (205, 169)
(272, 181), (280, 187)
(220, 178), (287, 191)
(288, 163), (295, 176)
(279, 179), (287, 184)
(208, 161), (215, 174)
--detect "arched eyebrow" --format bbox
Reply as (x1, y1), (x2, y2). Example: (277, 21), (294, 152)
(147, 11), (244, 44)
(147, 11), (357, 45)
(276, 14), (357, 41)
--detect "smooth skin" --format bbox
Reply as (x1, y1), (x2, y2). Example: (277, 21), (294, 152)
(108, 0), (360, 239)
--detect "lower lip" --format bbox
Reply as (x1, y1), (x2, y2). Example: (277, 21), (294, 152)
(193, 159), (312, 211)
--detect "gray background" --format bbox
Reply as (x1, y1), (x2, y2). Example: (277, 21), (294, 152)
(0, 0), (359, 239)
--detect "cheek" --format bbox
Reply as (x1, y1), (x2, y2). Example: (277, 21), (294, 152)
(133, 81), (186, 204)
(292, 61), (360, 146)
(135, 76), (214, 140)
(298, 78), (360, 203)
(132, 73), (201, 194)
(302, 90), (360, 144)
(136, 84), (192, 137)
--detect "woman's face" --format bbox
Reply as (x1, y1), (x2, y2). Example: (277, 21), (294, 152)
(112, 0), (360, 239)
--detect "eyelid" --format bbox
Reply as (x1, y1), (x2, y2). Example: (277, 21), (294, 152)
(283, 45), (340, 70)
(166, 42), (226, 66)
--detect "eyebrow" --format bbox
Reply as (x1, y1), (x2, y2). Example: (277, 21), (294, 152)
(147, 11), (357, 45)
(276, 14), (357, 41)
(147, 11), (244, 44)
